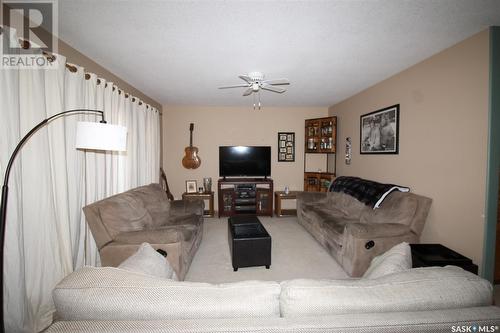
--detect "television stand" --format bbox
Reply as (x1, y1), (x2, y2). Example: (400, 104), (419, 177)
(218, 178), (273, 217)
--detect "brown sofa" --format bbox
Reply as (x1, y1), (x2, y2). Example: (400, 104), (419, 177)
(83, 183), (204, 280)
(297, 190), (432, 277)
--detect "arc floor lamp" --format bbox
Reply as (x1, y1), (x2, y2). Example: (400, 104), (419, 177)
(0, 109), (127, 332)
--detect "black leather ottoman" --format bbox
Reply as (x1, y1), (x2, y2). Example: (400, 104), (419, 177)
(228, 216), (271, 271)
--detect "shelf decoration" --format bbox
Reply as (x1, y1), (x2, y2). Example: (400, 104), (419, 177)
(304, 116), (337, 192)
(278, 132), (295, 162)
(185, 180), (197, 193)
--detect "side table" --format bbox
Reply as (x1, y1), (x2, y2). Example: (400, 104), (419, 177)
(182, 191), (215, 217)
(410, 243), (478, 274)
(274, 191), (298, 217)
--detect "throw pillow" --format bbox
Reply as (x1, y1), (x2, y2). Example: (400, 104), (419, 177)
(362, 242), (412, 279)
(118, 242), (178, 280)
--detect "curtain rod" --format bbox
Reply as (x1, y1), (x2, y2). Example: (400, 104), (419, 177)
(27, 44), (163, 115)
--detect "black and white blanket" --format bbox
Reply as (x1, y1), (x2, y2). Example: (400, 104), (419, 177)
(328, 176), (410, 208)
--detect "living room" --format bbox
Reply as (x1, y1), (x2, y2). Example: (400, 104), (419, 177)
(1, 1), (500, 332)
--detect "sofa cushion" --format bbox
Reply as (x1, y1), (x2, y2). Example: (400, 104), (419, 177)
(114, 228), (180, 244)
(326, 192), (367, 219)
(128, 184), (171, 228)
(118, 242), (177, 280)
(53, 267), (281, 320)
(362, 242), (412, 279)
(98, 193), (154, 237)
(360, 191), (417, 227)
(345, 223), (412, 239)
(280, 266), (492, 317)
(167, 213), (203, 227)
(301, 204), (342, 224)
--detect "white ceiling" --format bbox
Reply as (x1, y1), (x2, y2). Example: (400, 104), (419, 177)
(58, 0), (500, 107)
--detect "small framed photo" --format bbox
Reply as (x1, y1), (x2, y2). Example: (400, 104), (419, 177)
(360, 104), (399, 154)
(185, 180), (197, 193)
(278, 132), (295, 162)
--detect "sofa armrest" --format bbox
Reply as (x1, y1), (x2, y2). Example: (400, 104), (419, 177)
(344, 223), (412, 239)
(342, 223), (417, 277)
(296, 192), (329, 214)
(170, 199), (204, 217)
(99, 241), (184, 278)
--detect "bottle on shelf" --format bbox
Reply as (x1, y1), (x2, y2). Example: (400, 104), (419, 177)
(308, 138), (314, 150)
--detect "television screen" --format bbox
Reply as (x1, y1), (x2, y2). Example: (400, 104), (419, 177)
(219, 146), (271, 177)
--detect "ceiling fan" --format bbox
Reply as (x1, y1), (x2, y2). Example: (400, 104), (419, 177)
(219, 72), (290, 110)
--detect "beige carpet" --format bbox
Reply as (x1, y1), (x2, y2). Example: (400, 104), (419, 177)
(185, 216), (348, 283)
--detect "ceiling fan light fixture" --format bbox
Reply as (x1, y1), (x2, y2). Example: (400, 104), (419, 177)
(248, 71), (264, 81)
(219, 72), (290, 109)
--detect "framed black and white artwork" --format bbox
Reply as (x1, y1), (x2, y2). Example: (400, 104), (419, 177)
(278, 132), (295, 162)
(360, 104), (399, 154)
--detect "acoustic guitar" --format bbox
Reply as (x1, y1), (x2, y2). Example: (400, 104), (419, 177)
(182, 123), (201, 169)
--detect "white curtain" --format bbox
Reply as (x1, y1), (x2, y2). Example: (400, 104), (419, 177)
(0, 29), (161, 332)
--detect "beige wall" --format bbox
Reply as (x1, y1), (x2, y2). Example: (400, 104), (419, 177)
(328, 30), (489, 269)
(162, 106), (328, 203)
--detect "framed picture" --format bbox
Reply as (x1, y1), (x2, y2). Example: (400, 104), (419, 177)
(360, 104), (399, 154)
(278, 132), (295, 162)
(185, 180), (197, 193)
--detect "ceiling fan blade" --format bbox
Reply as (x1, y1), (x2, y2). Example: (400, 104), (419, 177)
(261, 78), (290, 86)
(239, 75), (253, 83)
(260, 83), (286, 93)
(243, 87), (254, 96)
(218, 84), (250, 89)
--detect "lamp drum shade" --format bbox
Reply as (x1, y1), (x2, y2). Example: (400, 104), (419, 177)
(75, 121), (127, 151)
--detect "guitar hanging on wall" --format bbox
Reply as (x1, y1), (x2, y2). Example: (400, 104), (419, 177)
(182, 123), (201, 169)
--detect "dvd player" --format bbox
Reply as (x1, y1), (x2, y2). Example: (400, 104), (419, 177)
(235, 205), (257, 211)
(235, 198), (256, 204)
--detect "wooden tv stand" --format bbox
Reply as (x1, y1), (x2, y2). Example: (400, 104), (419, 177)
(218, 178), (273, 217)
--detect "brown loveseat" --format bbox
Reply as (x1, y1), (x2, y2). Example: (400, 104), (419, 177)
(297, 190), (432, 277)
(83, 183), (204, 280)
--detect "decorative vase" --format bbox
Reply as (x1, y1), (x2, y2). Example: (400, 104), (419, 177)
(203, 177), (212, 193)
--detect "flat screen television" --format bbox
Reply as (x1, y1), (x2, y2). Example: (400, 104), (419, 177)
(219, 146), (271, 178)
